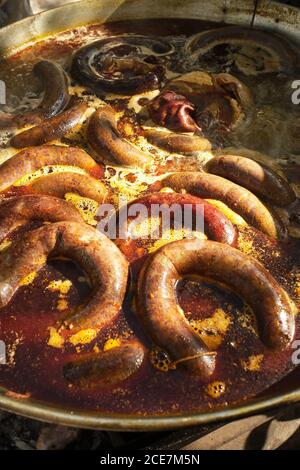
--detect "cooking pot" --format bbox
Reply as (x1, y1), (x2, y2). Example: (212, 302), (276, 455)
(0, 0), (299, 431)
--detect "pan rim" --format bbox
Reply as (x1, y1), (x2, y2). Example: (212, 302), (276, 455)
(1, 386), (300, 431)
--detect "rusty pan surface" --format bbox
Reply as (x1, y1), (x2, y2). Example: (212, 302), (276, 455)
(0, 0), (299, 431)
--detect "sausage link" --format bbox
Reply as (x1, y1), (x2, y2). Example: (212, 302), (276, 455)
(0, 221), (128, 332)
(70, 35), (170, 95)
(28, 172), (107, 204)
(87, 106), (154, 169)
(115, 192), (237, 246)
(0, 60), (70, 129)
(137, 239), (295, 379)
(33, 60), (70, 119)
(0, 194), (83, 242)
(0, 146), (99, 192)
(144, 128), (212, 154)
(162, 172), (286, 239)
(205, 154), (295, 207)
(63, 341), (145, 388)
(11, 100), (88, 148)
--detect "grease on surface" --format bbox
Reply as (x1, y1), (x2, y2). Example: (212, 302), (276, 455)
(190, 308), (231, 350)
(103, 338), (122, 351)
(20, 272), (37, 286)
(47, 279), (72, 295)
(69, 329), (98, 346)
(13, 165), (86, 187)
(150, 347), (172, 372)
(206, 381), (226, 399)
(65, 193), (98, 225)
(48, 327), (64, 349)
(206, 199), (246, 226)
(241, 354), (264, 372)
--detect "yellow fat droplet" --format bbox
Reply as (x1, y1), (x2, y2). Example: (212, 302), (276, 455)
(69, 328), (97, 346)
(159, 187), (174, 193)
(65, 193), (98, 225)
(57, 299), (69, 311)
(190, 308), (231, 350)
(105, 166), (159, 203)
(149, 228), (207, 253)
(238, 237), (254, 255)
(206, 381), (226, 399)
(20, 272), (37, 286)
(132, 217), (161, 239)
(47, 279), (72, 295)
(206, 199), (246, 226)
(241, 354), (264, 372)
(150, 347), (171, 372)
(294, 276), (300, 302)
(0, 239), (12, 252)
(47, 327), (65, 349)
(103, 338), (122, 351)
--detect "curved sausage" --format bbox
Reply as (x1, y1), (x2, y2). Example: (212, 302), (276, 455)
(144, 128), (212, 154)
(162, 172), (286, 239)
(71, 35), (171, 95)
(11, 100), (88, 148)
(185, 26), (298, 75)
(115, 192), (237, 247)
(33, 61), (70, 119)
(63, 340), (145, 388)
(28, 172), (107, 204)
(0, 221), (128, 333)
(137, 239), (295, 379)
(205, 154), (296, 207)
(0, 61), (70, 129)
(0, 194), (83, 242)
(0, 146), (99, 192)
(87, 106), (154, 168)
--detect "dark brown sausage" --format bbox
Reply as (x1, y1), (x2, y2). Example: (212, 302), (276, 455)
(28, 172), (107, 204)
(0, 60), (70, 129)
(11, 100), (88, 148)
(87, 106), (154, 169)
(162, 172), (286, 239)
(137, 241), (215, 380)
(0, 221), (128, 333)
(137, 239), (295, 379)
(70, 36), (170, 95)
(63, 341), (145, 388)
(0, 194), (83, 242)
(0, 146), (99, 192)
(144, 128), (212, 154)
(33, 61), (70, 119)
(205, 154), (296, 207)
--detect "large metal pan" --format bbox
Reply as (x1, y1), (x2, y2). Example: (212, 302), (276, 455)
(0, 0), (299, 431)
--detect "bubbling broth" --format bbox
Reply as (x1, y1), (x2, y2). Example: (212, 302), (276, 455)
(0, 19), (299, 416)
